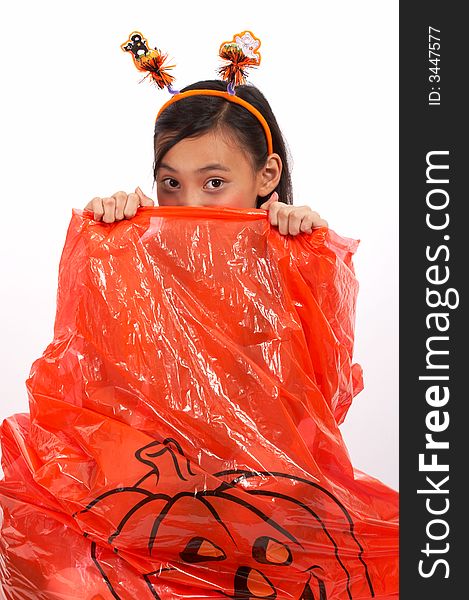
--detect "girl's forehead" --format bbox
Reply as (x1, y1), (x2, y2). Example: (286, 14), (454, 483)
(162, 128), (236, 150)
(158, 130), (252, 171)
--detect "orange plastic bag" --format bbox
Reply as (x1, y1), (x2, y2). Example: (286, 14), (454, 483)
(0, 206), (398, 599)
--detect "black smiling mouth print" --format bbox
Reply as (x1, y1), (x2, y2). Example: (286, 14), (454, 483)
(72, 438), (375, 599)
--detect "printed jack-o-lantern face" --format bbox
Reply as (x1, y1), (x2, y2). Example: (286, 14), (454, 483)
(72, 439), (374, 599)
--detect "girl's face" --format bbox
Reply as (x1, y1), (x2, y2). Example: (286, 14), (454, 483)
(156, 129), (281, 209)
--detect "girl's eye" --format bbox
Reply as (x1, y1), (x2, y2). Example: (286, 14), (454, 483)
(205, 179), (224, 190)
(161, 178), (179, 189)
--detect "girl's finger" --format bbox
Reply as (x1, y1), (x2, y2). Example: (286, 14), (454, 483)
(312, 217), (328, 229)
(113, 191), (128, 221)
(89, 197), (104, 221)
(266, 202), (282, 226)
(266, 198), (290, 227)
(277, 206), (295, 235)
(287, 208), (312, 236)
(299, 211), (328, 231)
(259, 191), (279, 209)
(101, 197), (116, 223)
(135, 187), (155, 207)
(299, 213), (317, 234)
(124, 193), (140, 218)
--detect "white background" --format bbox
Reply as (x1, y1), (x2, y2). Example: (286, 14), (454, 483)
(0, 1), (398, 489)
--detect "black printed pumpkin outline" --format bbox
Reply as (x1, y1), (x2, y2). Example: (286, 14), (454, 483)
(72, 438), (375, 599)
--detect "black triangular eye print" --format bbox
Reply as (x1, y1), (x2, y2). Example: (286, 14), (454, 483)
(180, 536), (227, 563)
(233, 565), (276, 598)
(252, 536), (292, 565)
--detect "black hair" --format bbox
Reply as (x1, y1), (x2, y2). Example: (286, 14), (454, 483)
(152, 79), (293, 207)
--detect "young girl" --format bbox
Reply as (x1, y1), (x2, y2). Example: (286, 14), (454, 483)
(0, 32), (398, 600)
(83, 79), (329, 235)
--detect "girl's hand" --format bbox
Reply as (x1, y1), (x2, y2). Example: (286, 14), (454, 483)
(260, 192), (328, 236)
(84, 187), (154, 222)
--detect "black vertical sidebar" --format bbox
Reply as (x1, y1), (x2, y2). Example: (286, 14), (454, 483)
(400, 3), (465, 598)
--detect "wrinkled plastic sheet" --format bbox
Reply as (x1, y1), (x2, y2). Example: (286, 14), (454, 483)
(0, 206), (398, 599)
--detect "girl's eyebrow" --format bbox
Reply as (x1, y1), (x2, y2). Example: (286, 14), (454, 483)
(196, 163), (231, 173)
(159, 162), (231, 173)
(158, 163), (177, 172)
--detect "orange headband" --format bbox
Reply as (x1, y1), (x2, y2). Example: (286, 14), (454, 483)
(121, 30), (273, 155)
(156, 89), (274, 155)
